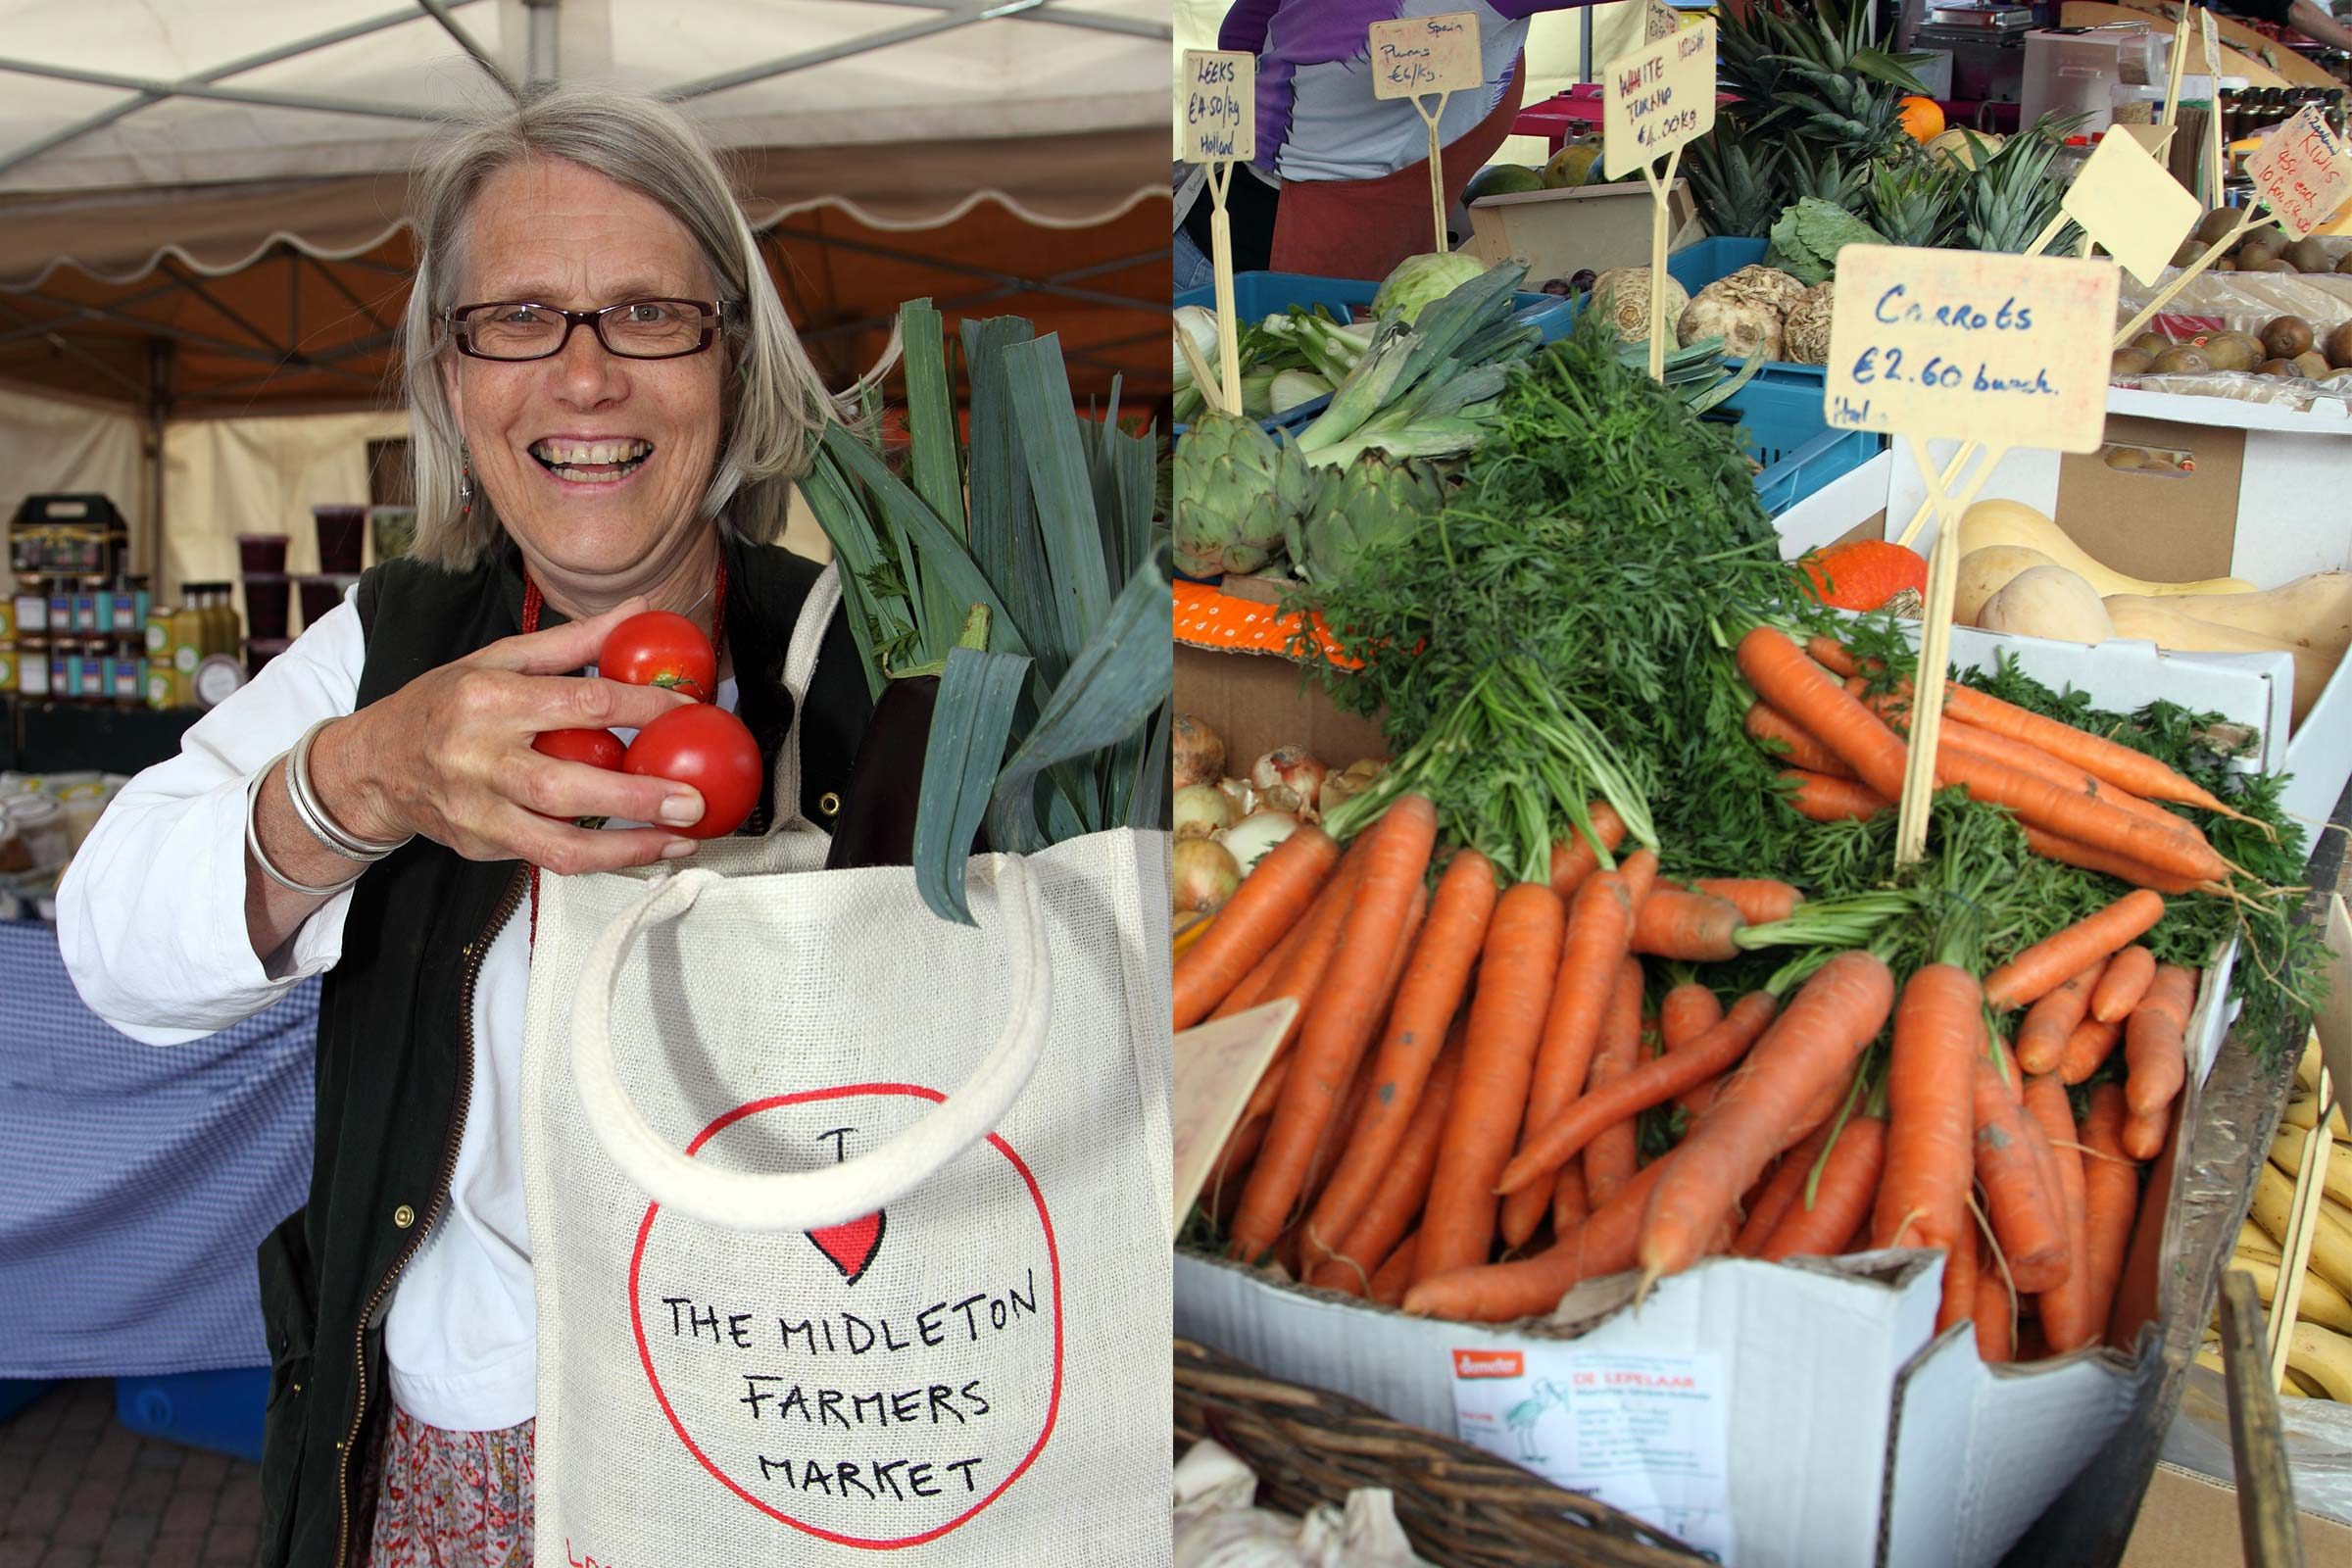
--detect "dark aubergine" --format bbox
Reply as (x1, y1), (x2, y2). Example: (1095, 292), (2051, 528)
(823, 675), (989, 870)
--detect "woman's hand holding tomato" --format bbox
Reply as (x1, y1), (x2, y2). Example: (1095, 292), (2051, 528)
(309, 599), (712, 876)
(621, 705), (761, 839)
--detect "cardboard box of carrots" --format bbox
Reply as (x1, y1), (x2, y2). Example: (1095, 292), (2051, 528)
(1171, 620), (2280, 1568)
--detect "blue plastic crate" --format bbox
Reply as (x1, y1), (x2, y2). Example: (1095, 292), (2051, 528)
(1174, 270), (1574, 341)
(1665, 237), (1831, 387)
(0, 1379), (56, 1425)
(1752, 427), (1882, 515)
(115, 1367), (268, 1463)
(1704, 367), (1884, 514)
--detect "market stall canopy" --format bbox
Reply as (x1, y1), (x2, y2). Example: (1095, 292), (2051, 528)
(0, 0), (1170, 412)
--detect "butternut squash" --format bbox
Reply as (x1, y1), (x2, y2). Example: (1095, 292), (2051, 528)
(1956, 546), (2059, 625)
(2103, 570), (2352, 664)
(1977, 564), (2116, 644)
(1958, 499), (2258, 598)
(2103, 597), (2335, 725)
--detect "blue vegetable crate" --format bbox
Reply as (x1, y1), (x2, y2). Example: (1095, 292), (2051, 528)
(114, 1366), (269, 1463)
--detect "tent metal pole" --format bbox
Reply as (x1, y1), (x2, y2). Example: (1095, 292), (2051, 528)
(416, 0), (520, 100)
(523, 0), (561, 87)
(0, 60), (440, 121)
(845, 0), (1168, 39)
(146, 339), (172, 590)
(661, 0), (1048, 101)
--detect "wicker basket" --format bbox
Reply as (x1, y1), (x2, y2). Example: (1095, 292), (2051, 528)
(1175, 1338), (1707, 1568)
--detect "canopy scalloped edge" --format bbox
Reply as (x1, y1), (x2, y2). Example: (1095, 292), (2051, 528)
(0, 182), (1170, 295)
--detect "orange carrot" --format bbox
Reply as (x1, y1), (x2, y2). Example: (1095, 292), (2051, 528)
(2019, 825), (2203, 896)
(1744, 703), (1856, 778)
(2058, 1016), (2125, 1086)
(1942, 683), (2245, 819)
(1302, 851), (1497, 1267)
(1618, 847), (1660, 909)
(2015, 957), (2108, 1076)
(2079, 1083), (2138, 1336)
(1631, 888), (1747, 962)
(2024, 1075), (2096, 1353)
(2121, 1097), (2173, 1162)
(1984, 891), (2168, 1011)
(1548, 803), (1630, 898)
(1759, 1115), (1886, 1261)
(1209, 853), (1362, 1022)
(1940, 1209), (1980, 1343)
(1499, 992), (1779, 1194)
(1175, 826), (1340, 1028)
(1694, 878), (1804, 925)
(1782, 769), (1891, 822)
(1639, 951), (1895, 1288)
(1583, 958), (1646, 1209)
(1369, 1232), (1421, 1306)
(1414, 883), (1567, 1284)
(1973, 1053), (2069, 1293)
(1403, 1154), (1673, 1322)
(2091, 945), (2157, 1024)
(1738, 628), (1909, 799)
(1500, 865), (1646, 1249)
(1870, 695), (2187, 834)
(1934, 750), (2226, 885)
(1314, 1038), (1464, 1295)
(1661, 983), (1724, 1052)
(2124, 964), (2194, 1119)
(1228, 798), (1438, 1261)
(1552, 1162), (1590, 1236)
(1873, 964), (1984, 1333)
(1736, 1127), (1830, 1256)
(1973, 1248), (2015, 1363)
(1241, 1051), (1294, 1130)
(1807, 635), (1863, 677)
(1204, 1111), (1269, 1224)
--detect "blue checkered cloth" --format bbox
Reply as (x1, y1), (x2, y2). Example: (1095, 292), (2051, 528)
(0, 917), (316, 1378)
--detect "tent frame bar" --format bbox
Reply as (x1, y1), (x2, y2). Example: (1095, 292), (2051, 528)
(768, 225), (1162, 317)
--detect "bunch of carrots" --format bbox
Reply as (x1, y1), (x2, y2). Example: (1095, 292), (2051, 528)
(1171, 684), (2205, 1355)
(1746, 627), (2254, 896)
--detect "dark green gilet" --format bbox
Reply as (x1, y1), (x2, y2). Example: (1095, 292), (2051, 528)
(253, 534), (870, 1568)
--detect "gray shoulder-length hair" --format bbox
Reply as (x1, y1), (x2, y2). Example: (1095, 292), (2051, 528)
(401, 85), (841, 570)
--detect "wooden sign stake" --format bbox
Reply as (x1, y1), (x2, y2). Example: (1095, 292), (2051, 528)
(2270, 1039), (2333, 1389)
(1370, 14), (1483, 258)
(2160, 7), (2192, 143)
(1412, 92), (1456, 256)
(2112, 206), (2258, 348)
(1893, 434), (2009, 865)
(2200, 8), (2227, 208)
(1181, 49), (1258, 418)
(1206, 159), (1245, 415)
(1641, 143), (1685, 382)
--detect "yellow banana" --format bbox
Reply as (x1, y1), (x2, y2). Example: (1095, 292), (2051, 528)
(2287, 1321), (2352, 1401)
(2271, 1125), (2352, 1213)
(2226, 1253), (2352, 1335)
(2248, 1164), (2352, 1301)
(2282, 1097), (2350, 1138)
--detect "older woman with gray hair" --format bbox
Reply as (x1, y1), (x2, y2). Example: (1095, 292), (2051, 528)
(59, 85), (872, 1568)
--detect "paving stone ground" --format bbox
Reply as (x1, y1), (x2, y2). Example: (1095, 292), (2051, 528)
(0, 1381), (259, 1568)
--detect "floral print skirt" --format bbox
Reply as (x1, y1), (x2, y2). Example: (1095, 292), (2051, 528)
(357, 1405), (536, 1568)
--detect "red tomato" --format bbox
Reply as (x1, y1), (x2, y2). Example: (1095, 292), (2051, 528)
(601, 611), (716, 701)
(532, 727), (626, 770)
(621, 706), (761, 839)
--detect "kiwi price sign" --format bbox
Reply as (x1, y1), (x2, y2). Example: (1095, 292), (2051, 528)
(1181, 50), (1255, 164)
(1824, 246), (2119, 454)
(2059, 131), (2202, 286)
(1601, 21), (1717, 179)
(1367, 13), (1482, 101)
(2245, 106), (2352, 241)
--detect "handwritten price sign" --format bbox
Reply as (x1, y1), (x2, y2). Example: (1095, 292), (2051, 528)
(1368, 12), (1481, 100)
(1602, 21), (1717, 179)
(1181, 50), (1255, 164)
(2246, 106), (2352, 240)
(1824, 246), (2119, 453)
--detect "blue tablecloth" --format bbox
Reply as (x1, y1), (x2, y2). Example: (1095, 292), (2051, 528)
(0, 918), (315, 1378)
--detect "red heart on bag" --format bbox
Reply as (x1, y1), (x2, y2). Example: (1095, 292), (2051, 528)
(807, 1210), (885, 1285)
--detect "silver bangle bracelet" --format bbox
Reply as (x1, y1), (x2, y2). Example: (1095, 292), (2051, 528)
(246, 760), (365, 899)
(287, 718), (410, 862)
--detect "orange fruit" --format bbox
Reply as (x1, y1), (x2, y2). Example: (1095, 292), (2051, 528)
(1898, 95), (1945, 142)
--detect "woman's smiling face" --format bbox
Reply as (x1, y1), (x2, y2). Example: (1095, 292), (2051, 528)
(443, 157), (726, 592)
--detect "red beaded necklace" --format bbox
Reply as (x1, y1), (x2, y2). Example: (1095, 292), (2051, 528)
(518, 552), (727, 950)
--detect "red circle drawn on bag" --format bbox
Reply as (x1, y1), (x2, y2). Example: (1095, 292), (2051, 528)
(627, 1083), (1065, 1549)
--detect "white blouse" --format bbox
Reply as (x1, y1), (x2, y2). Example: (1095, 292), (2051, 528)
(57, 586), (737, 1433)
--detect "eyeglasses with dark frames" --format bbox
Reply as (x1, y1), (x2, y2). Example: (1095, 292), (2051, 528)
(448, 298), (730, 362)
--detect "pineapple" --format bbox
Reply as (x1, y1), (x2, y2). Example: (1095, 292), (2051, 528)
(1960, 126), (2072, 254)
(1868, 158), (1962, 250)
(1783, 145), (1868, 219)
(1689, 140), (1786, 239)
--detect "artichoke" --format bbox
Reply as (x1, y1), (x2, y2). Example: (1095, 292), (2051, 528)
(1286, 455), (1449, 586)
(1172, 413), (1312, 578)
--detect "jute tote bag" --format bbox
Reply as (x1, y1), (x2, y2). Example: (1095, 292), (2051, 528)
(517, 565), (1174, 1566)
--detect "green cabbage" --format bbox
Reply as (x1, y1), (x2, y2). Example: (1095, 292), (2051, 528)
(1370, 252), (1492, 325)
(1763, 198), (1886, 287)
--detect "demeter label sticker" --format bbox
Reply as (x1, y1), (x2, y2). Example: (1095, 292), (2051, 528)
(1180, 50), (1254, 164)
(1601, 21), (1716, 178)
(1824, 245), (2118, 453)
(1367, 13), (1482, 100)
